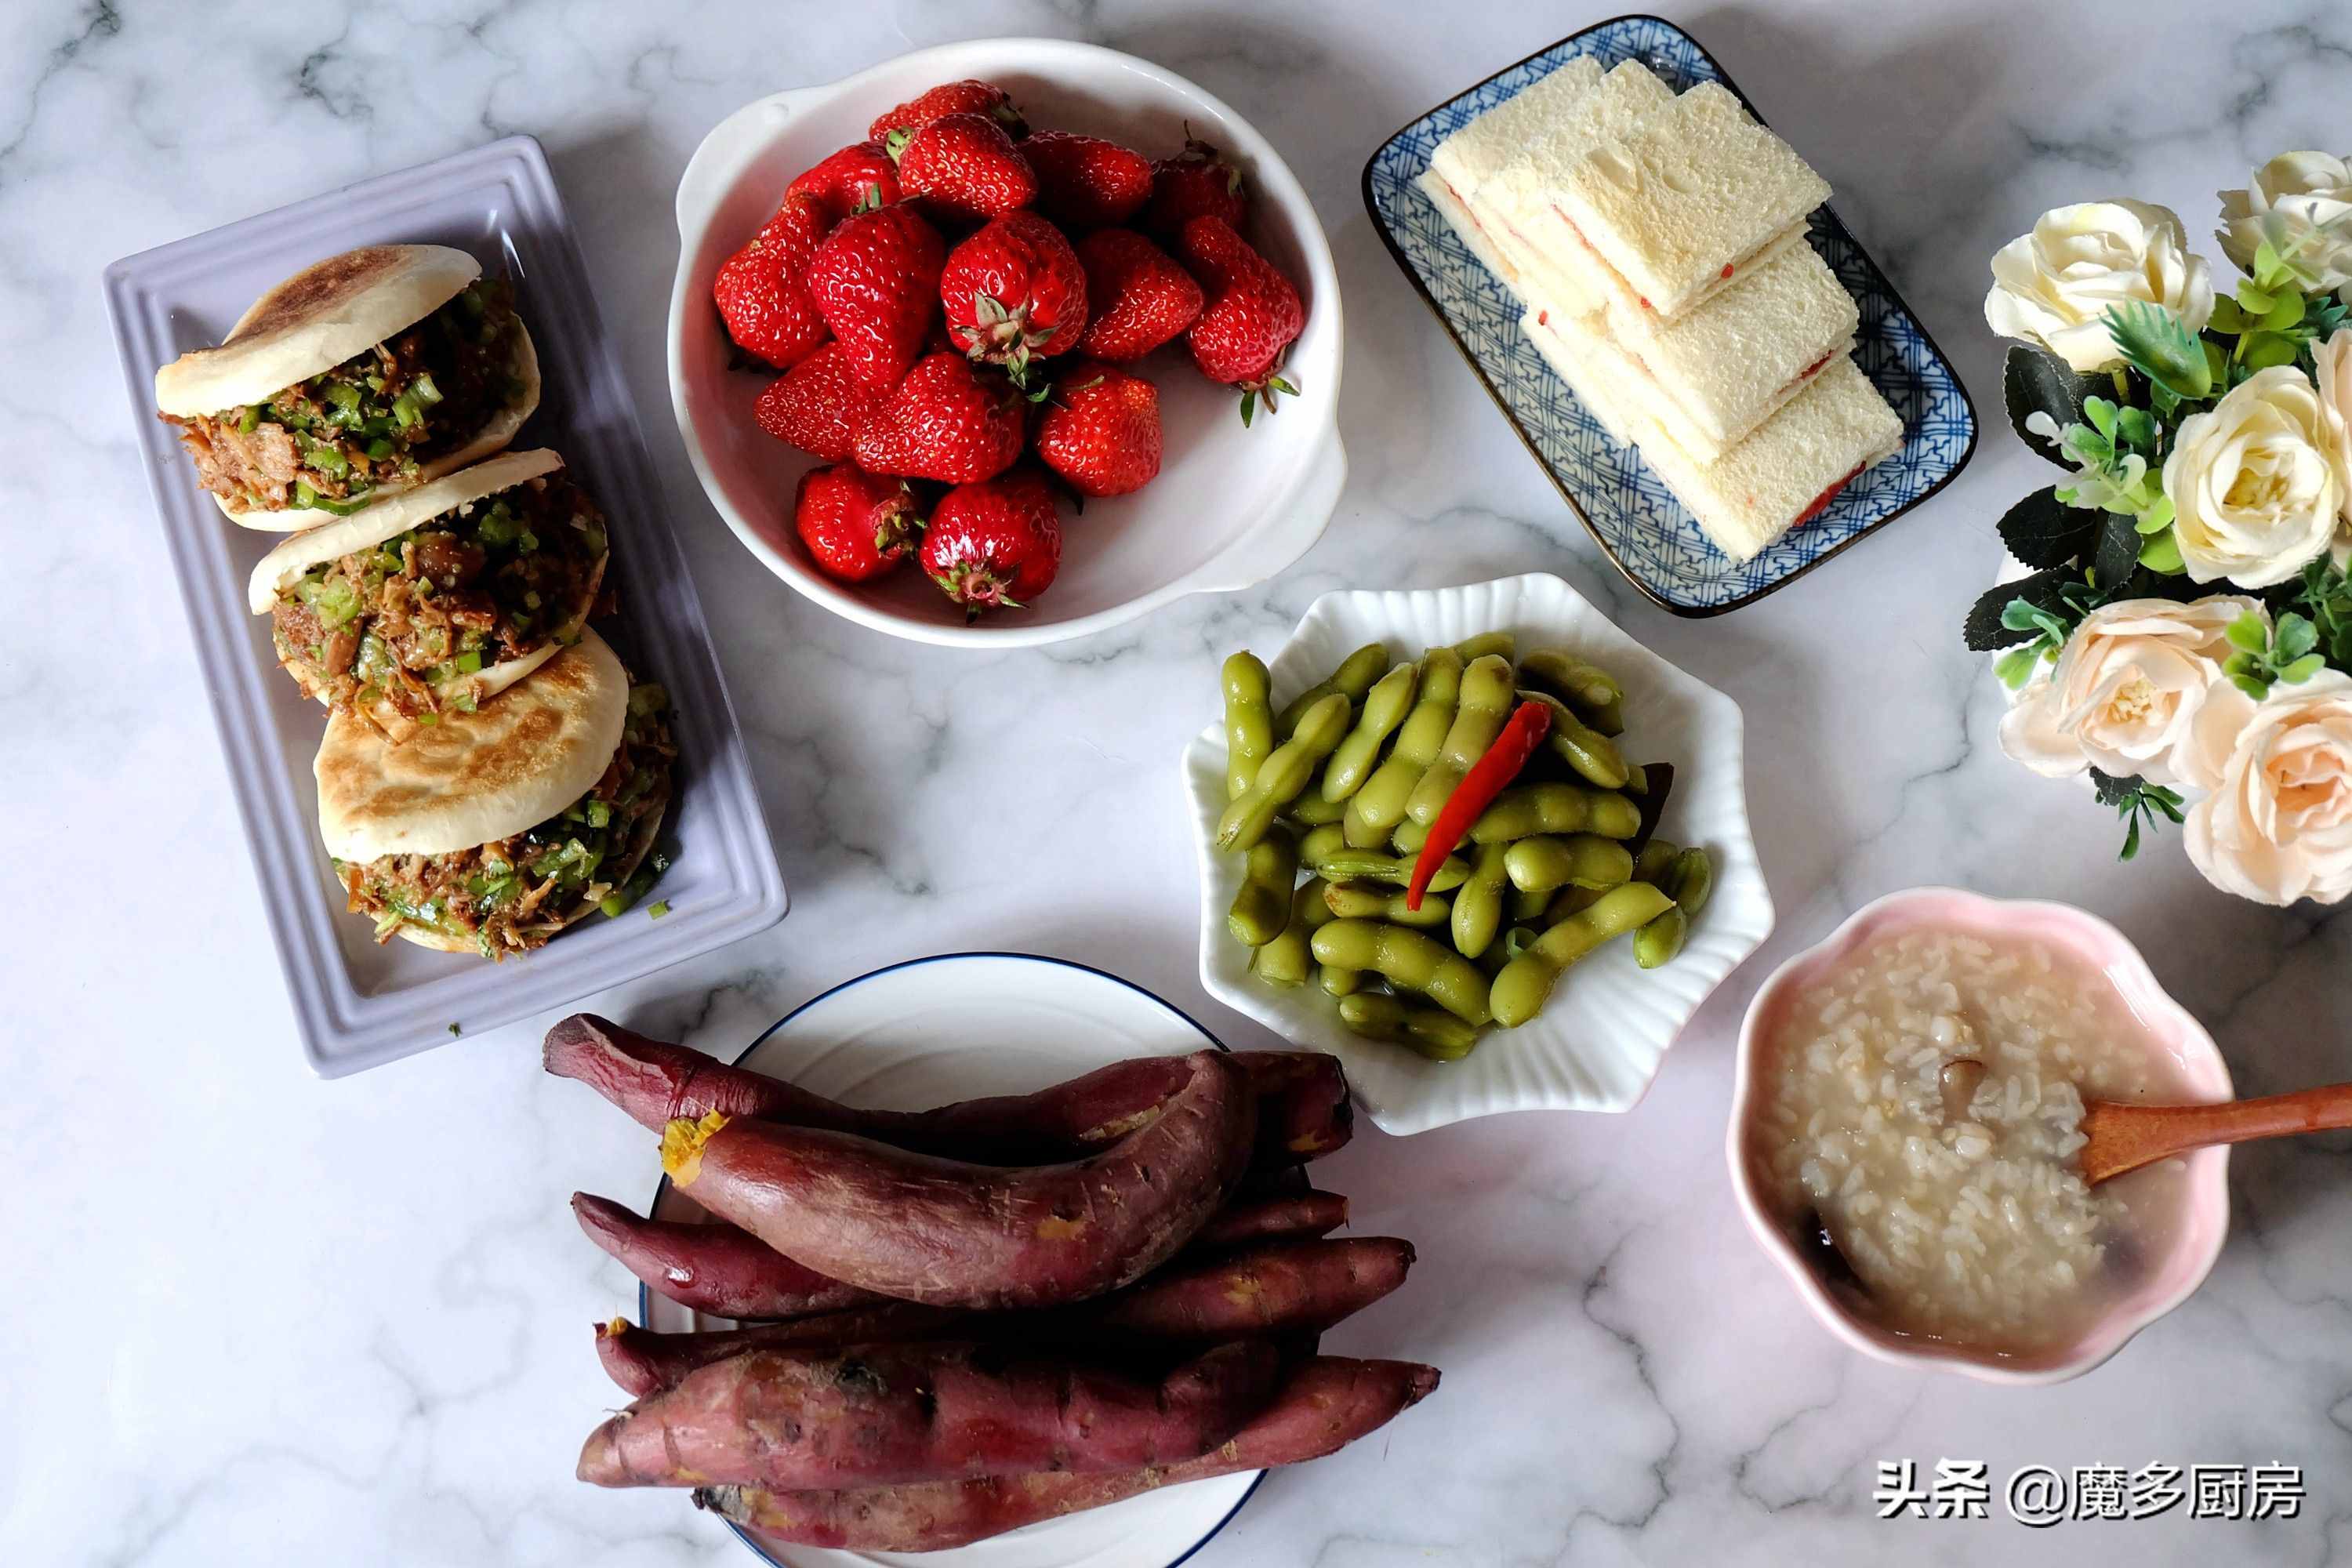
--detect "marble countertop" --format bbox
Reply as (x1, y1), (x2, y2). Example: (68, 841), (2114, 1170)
(9, 1), (2351, 1563)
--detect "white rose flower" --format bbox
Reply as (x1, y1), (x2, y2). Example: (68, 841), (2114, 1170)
(2000, 597), (2263, 786)
(2184, 669), (2352, 905)
(2308, 328), (2352, 561)
(2164, 365), (2347, 588)
(1985, 200), (2215, 372)
(2217, 152), (2352, 293)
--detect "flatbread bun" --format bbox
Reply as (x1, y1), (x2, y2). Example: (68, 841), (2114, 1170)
(315, 627), (627, 862)
(388, 782), (670, 952)
(156, 245), (479, 417)
(218, 320), (541, 533)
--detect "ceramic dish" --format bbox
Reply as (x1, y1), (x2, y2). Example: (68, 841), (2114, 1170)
(1360, 14), (1978, 617)
(669, 38), (1345, 648)
(641, 953), (1261, 1566)
(1726, 887), (2234, 1385)
(103, 136), (788, 1076)
(1185, 573), (1774, 1134)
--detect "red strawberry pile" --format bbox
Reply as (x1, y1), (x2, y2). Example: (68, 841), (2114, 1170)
(713, 77), (1308, 621)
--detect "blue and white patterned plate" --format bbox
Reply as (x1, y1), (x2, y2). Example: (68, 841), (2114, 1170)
(1362, 13), (1977, 616)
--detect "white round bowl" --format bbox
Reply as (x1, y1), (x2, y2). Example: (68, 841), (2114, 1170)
(1185, 573), (1776, 1134)
(668, 38), (1346, 648)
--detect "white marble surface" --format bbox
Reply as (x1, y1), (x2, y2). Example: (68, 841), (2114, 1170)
(9, 1), (2352, 1563)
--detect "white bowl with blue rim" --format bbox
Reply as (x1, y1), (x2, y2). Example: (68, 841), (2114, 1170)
(1361, 15), (1977, 617)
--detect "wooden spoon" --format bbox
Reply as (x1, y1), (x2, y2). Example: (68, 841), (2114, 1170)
(2079, 1085), (2352, 1185)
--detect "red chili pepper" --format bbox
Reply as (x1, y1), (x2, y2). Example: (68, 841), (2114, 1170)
(1406, 699), (1552, 910)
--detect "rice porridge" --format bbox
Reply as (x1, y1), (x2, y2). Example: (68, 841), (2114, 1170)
(1755, 924), (2194, 1354)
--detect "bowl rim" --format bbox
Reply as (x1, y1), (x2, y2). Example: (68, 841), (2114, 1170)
(666, 36), (1347, 648)
(1723, 884), (2234, 1386)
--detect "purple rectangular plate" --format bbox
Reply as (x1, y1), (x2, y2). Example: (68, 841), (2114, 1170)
(103, 136), (788, 1077)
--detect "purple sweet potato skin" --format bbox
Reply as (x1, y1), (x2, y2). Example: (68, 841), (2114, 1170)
(1188, 1190), (1348, 1250)
(673, 1050), (1256, 1311)
(577, 1341), (1281, 1490)
(696, 1356), (1441, 1550)
(543, 1014), (1349, 1167)
(572, 1194), (885, 1319)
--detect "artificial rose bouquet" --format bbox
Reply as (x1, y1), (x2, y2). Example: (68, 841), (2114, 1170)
(1971, 156), (2352, 904)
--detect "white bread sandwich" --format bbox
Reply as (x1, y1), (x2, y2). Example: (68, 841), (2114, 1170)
(1525, 309), (1902, 562)
(1420, 56), (1606, 289)
(315, 628), (673, 959)
(1544, 82), (1831, 321)
(155, 244), (539, 532)
(1524, 241), (1859, 462)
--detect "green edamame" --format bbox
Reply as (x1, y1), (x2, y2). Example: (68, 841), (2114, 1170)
(1588, 695), (1625, 737)
(1221, 652), (1273, 800)
(1515, 689), (1629, 789)
(1503, 834), (1634, 894)
(1633, 838), (1681, 885)
(1544, 884), (1603, 923)
(1305, 849), (1470, 891)
(1634, 848), (1715, 970)
(1311, 919), (1494, 1025)
(1250, 877), (1332, 985)
(1490, 883), (1675, 1027)
(1508, 884), (1552, 923)
(1406, 654), (1517, 826)
(1338, 992), (1479, 1061)
(1621, 762), (1650, 796)
(1391, 816), (1428, 855)
(1227, 826), (1298, 947)
(1467, 782), (1643, 844)
(1320, 964), (1365, 996)
(1216, 693), (1350, 851)
(1299, 822), (1348, 866)
(1519, 648), (1622, 713)
(1287, 787), (1348, 826)
(1346, 648), (1461, 848)
(1325, 879), (1450, 927)
(1452, 630), (1516, 664)
(1451, 839), (1510, 959)
(1321, 662), (1420, 801)
(1274, 644), (1388, 738)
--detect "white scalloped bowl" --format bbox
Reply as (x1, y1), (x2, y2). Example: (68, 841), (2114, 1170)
(668, 38), (1345, 648)
(1187, 574), (1775, 1134)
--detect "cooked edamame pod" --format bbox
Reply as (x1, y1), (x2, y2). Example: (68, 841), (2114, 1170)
(1490, 883), (1675, 1027)
(1467, 782), (1643, 844)
(1325, 880), (1450, 927)
(1274, 644), (1388, 738)
(1452, 631), (1516, 664)
(1346, 648), (1462, 848)
(1227, 826), (1299, 947)
(1544, 884), (1603, 923)
(1405, 654), (1516, 826)
(1217, 693), (1350, 851)
(1519, 649), (1621, 711)
(1311, 920), (1494, 1025)
(1250, 877), (1332, 985)
(1221, 652), (1274, 800)
(1451, 840), (1510, 959)
(1320, 964), (1365, 996)
(1508, 884), (1552, 923)
(1514, 689), (1629, 789)
(1621, 762), (1649, 796)
(1338, 992), (1480, 1062)
(1391, 817), (1428, 855)
(1634, 848), (1715, 970)
(1633, 838), (1681, 885)
(1306, 849), (1471, 892)
(1503, 834), (1635, 894)
(1588, 695), (1625, 737)
(1299, 822), (1348, 866)
(1321, 662), (1420, 801)
(1287, 787), (1348, 826)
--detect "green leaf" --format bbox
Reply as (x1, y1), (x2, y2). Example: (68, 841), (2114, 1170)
(2276, 612), (2318, 662)
(2260, 292), (2307, 332)
(2138, 531), (2184, 574)
(1964, 564), (2076, 651)
(2283, 652), (2328, 682)
(2004, 344), (2103, 466)
(2231, 673), (2271, 701)
(1998, 488), (2100, 568)
(2209, 295), (2251, 335)
(2103, 302), (2213, 400)
(2255, 236), (2285, 281)
(2094, 510), (2145, 586)
(1994, 645), (2042, 689)
(2082, 396), (2118, 439)
(2241, 332), (2300, 371)
(2237, 280), (2278, 314)
(2114, 405), (2159, 453)
(2226, 614), (2271, 654)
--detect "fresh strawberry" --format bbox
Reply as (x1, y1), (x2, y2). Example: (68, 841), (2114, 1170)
(1022, 131), (1153, 230)
(869, 78), (1026, 144)
(1145, 132), (1248, 239)
(711, 192), (831, 369)
(1073, 228), (1203, 360)
(891, 113), (1036, 224)
(1033, 360), (1162, 497)
(1176, 216), (1304, 423)
(753, 343), (887, 461)
(785, 141), (900, 223)
(921, 466), (1063, 618)
(938, 211), (1087, 383)
(804, 204), (946, 388)
(794, 463), (924, 583)
(851, 352), (1026, 483)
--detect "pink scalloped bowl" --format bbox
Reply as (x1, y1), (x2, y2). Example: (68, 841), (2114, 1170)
(1726, 887), (2234, 1385)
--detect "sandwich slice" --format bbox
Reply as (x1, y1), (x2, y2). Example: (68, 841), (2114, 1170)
(315, 628), (674, 959)
(1526, 310), (1902, 562)
(1428, 56), (1604, 205)
(156, 245), (539, 531)
(247, 448), (611, 743)
(1546, 82), (1831, 321)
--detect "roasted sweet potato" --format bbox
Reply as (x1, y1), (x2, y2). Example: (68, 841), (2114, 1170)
(1188, 1189), (1348, 1250)
(578, 1340), (1281, 1490)
(572, 1194), (886, 1319)
(594, 1236), (1415, 1398)
(543, 1014), (1350, 1167)
(695, 1356), (1441, 1550)
(659, 1050), (1254, 1311)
